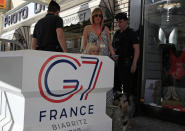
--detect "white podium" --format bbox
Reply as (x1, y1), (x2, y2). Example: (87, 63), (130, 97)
(0, 50), (114, 131)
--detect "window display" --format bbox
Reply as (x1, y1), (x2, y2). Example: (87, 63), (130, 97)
(142, 0), (185, 112)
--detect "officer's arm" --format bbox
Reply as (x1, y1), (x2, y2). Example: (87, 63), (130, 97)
(133, 44), (140, 65)
(56, 28), (67, 52)
(32, 37), (37, 50)
(131, 44), (140, 73)
(105, 26), (116, 56)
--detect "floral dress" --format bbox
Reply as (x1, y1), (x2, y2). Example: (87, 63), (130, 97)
(87, 29), (109, 56)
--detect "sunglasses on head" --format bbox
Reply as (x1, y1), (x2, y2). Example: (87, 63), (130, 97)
(94, 14), (103, 18)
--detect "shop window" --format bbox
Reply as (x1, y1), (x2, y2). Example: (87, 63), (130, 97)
(142, 0), (185, 112)
(66, 38), (81, 53)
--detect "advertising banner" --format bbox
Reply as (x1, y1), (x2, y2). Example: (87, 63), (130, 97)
(0, 50), (114, 131)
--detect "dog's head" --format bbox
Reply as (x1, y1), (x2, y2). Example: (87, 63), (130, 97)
(113, 91), (128, 110)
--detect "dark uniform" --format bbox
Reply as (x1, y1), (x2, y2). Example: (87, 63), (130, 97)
(33, 14), (63, 52)
(113, 27), (139, 97)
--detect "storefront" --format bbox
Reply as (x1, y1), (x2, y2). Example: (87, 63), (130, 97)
(0, 0), (114, 52)
(139, 0), (185, 123)
(0, 2), (47, 51)
(59, 0), (114, 53)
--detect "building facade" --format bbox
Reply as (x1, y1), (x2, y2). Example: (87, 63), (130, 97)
(0, 0), (130, 52)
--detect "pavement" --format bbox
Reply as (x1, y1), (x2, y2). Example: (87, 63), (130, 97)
(127, 115), (185, 131)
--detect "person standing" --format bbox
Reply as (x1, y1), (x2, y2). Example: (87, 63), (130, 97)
(82, 8), (117, 107)
(32, 0), (67, 52)
(113, 12), (140, 98)
(82, 7), (116, 57)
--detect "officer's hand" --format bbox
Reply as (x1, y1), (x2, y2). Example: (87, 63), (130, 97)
(111, 54), (119, 61)
(131, 63), (137, 73)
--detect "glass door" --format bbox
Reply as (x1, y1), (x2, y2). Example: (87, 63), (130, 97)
(142, 0), (185, 112)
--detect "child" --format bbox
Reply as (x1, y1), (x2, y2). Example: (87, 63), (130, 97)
(87, 43), (100, 55)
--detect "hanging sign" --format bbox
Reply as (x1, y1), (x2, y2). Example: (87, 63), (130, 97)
(3, 3), (47, 29)
(0, 0), (6, 9)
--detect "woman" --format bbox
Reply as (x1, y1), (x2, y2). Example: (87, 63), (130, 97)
(82, 8), (116, 108)
(82, 8), (116, 57)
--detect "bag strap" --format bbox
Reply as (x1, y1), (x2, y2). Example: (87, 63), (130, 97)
(98, 25), (105, 39)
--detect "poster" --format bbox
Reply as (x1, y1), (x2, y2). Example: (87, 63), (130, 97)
(144, 80), (161, 105)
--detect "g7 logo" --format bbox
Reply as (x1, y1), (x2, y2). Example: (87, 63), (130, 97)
(38, 55), (103, 103)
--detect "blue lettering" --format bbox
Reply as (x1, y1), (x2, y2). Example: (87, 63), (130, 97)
(34, 3), (46, 14)
(89, 105), (94, 114)
(22, 6), (28, 19)
(78, 119), (83, 125)
(50, 109), (57, 120)
(39, 105), (95, 122)
(61, 123), (66, 128)
(60, 108), (67, 118)
(52, 124), (57, 130)
(18, 10), (22, 21)
(76, 120), (79, 126)
(39, 110), (46, 122)
(70, 106), (78, 117)
(57, 124), (61, 129)
(71, 121), (76, 126)
(66, 122), (71, 127)
(34, 3), (42, 14)
(80, 106), (86, 115)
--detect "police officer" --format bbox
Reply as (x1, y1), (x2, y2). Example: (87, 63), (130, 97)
(113, 12), (140, 98)
(32, 1), (67, 52)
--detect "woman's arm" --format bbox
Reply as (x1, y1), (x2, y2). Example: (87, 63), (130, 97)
(82, 25), (89, 52)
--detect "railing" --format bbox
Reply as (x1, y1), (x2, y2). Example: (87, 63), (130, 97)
(0, 38), (24, 51)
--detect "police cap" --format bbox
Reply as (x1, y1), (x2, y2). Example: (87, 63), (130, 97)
(115, 12), (128, 21)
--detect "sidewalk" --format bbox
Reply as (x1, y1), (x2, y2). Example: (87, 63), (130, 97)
(127, 116), (185, 131)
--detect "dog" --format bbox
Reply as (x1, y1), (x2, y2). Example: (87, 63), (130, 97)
(111, 91), (135, 131)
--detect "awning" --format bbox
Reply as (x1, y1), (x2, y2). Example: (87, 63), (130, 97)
(22, 0), (50, 5)
(2, 0), (113, 32)
(22, 0), (89, 5)
(59, 2), (92, 27)
(14, 26), (31, 49)
(25, 0), (114, 27)
(0, 26), (31, 49)
(0, 30), (15, 40)
(29, 0), (113, 32)
(59, 0), (114, 27)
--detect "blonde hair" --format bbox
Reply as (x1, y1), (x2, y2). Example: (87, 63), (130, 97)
(90, 8), (104, 26)
(87, 43), (100, 55)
